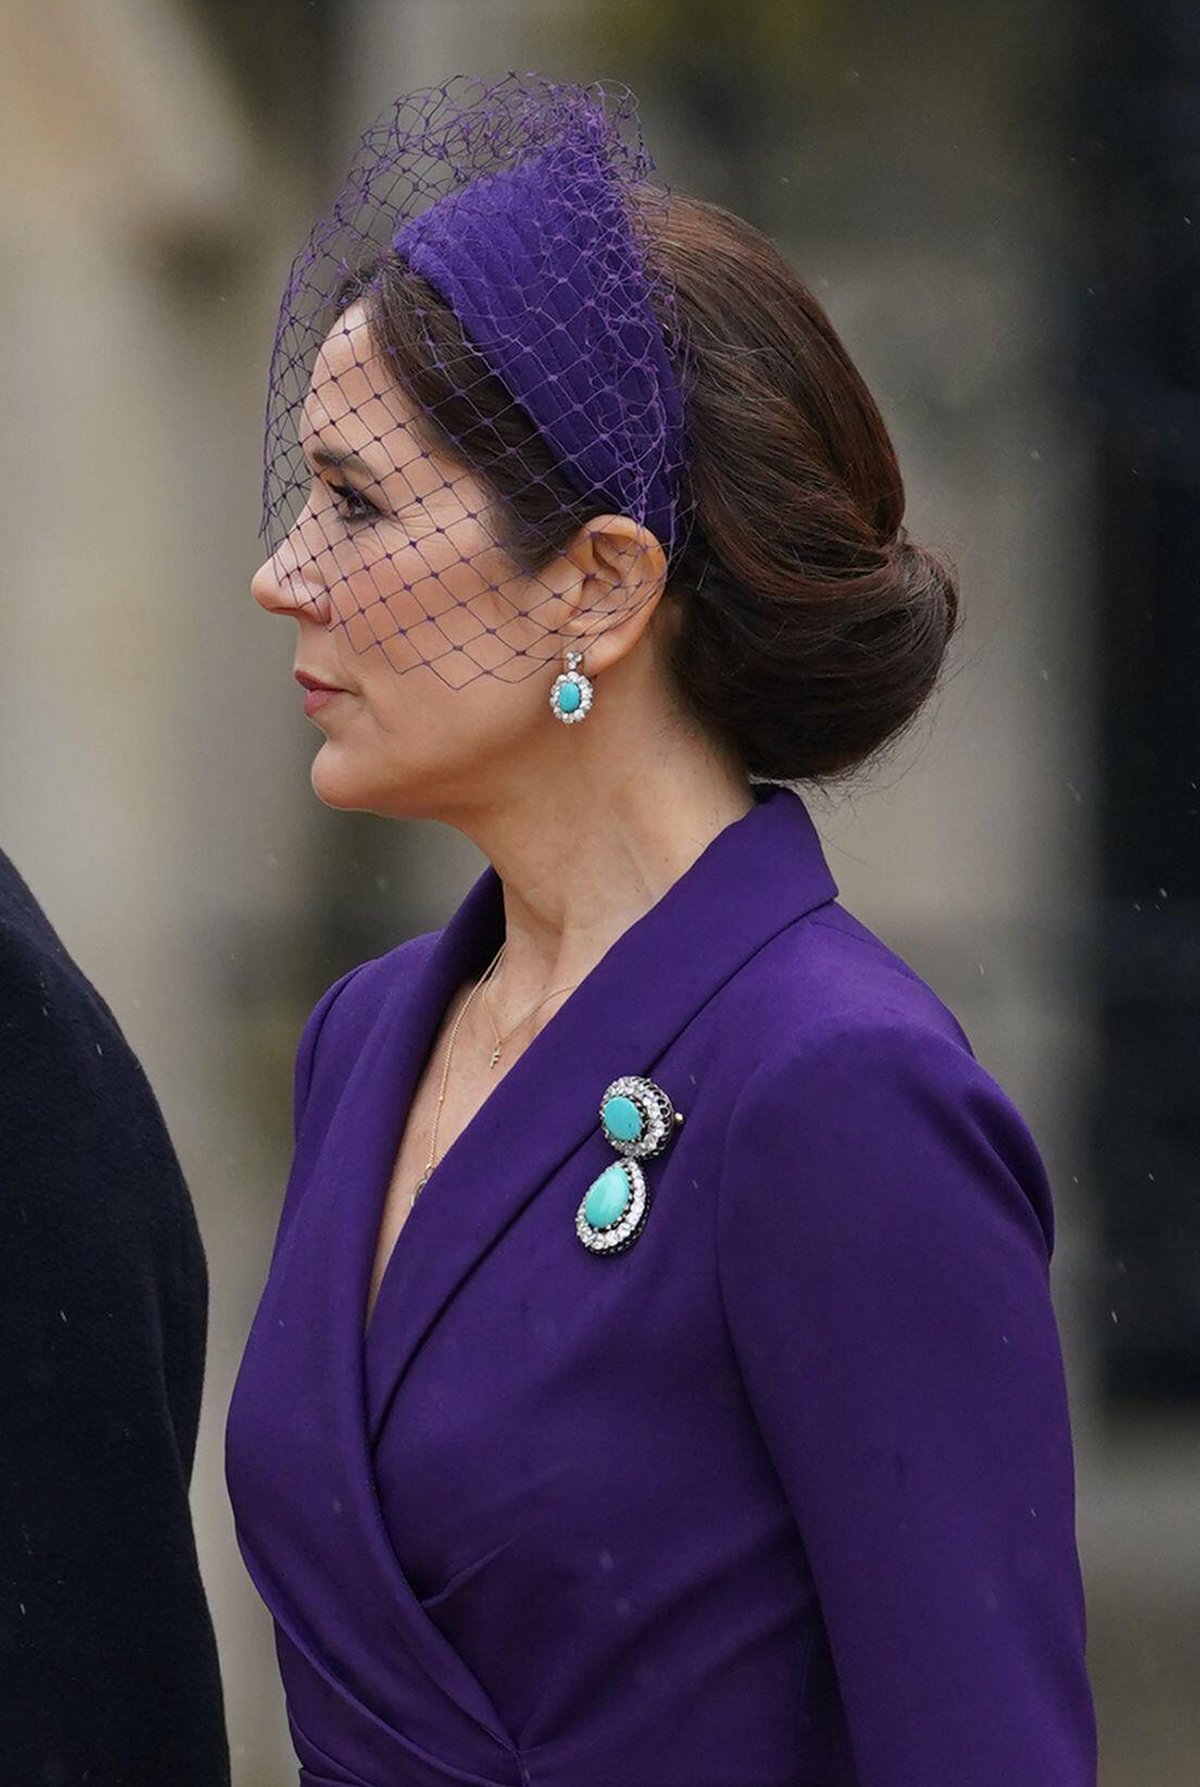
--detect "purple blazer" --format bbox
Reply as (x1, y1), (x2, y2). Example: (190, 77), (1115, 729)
(225, 784), (1097, 1787)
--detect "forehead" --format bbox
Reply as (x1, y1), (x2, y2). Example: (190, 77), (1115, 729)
(300, 300), (420, 458)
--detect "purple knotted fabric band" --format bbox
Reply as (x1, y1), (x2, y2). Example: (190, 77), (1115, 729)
(391, 109), (689, 557)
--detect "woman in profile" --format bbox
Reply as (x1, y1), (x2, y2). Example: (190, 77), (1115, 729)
(226, 75), (1096, 1787)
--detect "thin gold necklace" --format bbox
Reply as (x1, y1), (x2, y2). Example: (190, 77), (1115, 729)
(408, 941), (505, 1210)
(479, 942), (580, 1069)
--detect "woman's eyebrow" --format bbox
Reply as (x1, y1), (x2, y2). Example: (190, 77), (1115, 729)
(307, 443), (376, 479)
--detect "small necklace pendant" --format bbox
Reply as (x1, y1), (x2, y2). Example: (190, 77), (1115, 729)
(489, 1042), (502, 1068)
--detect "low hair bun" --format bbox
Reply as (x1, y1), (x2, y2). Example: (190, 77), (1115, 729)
(664, 523), (960, 784)
(652, 197), (961, 784)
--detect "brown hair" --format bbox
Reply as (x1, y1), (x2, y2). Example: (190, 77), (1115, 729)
(349, 193), (958, 784)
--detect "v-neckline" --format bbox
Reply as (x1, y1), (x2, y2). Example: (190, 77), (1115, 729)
(359, 796), (765, 1345)
(363, 942), (498, 1345)
(361, 957), (549, 1340)
(360, 889), (605, 1347)
(355, 784), (832, 1366)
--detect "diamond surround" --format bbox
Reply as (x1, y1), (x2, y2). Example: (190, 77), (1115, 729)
(599, 1075), (677, 1158)
(575, 1157), (648, 1255)
(549, 669), (594, 724)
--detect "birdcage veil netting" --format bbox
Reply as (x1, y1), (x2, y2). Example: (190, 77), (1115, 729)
(261, 73), (691, 689)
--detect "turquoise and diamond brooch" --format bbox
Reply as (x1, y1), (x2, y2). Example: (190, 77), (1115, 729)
(576, 1075), (683, 1255)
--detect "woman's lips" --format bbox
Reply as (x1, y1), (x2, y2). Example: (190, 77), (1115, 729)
(303, 687), (343, 717)
(295, 670), (349, 718)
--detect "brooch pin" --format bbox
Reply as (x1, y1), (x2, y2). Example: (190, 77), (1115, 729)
(575, 1075), (684, 1255)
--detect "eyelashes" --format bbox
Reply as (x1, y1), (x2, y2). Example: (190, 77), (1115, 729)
(303, 475), (442, 539)
(329, 481), (378, 526)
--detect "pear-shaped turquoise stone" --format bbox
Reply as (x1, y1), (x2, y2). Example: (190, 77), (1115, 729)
(602, 1094), (643, 1145)
(557, 680), (582, 713)
(584, 1163), (631, 1230)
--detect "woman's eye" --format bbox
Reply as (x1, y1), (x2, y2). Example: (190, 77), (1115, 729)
(329, 481), (377, 525)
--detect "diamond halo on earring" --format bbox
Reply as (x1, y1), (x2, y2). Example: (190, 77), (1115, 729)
(549, 650), (594, 724)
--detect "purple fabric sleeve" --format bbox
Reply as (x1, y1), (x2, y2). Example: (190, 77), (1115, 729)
(715, 1021), (1098, 1786)
(291, 964), (368, 1146)
(263, 962), (376, 1277)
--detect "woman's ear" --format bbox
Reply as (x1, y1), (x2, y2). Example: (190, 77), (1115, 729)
(557, 515), (668, 665)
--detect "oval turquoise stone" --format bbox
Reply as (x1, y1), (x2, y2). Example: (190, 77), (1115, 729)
(584, 1163), (631, 1230)
(602, 1094), (643, 1145)
(557, 680), (582, 713)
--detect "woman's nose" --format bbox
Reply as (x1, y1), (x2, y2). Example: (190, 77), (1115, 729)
(251, 543), (330, 622)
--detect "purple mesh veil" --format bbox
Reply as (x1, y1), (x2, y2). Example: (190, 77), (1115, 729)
(261, 74), (691, 688)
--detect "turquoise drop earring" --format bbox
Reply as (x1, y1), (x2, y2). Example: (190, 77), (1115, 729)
(549, 650), (594, 724)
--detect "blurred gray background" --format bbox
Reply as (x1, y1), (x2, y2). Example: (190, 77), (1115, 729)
(1, 1), (1196, 1781)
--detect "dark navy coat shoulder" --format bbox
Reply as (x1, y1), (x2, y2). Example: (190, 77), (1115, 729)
(227, 784), (1096, 1787)
(0, 850), (229, 1787)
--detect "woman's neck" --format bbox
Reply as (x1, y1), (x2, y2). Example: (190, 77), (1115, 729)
(452, 731), (756, 1029)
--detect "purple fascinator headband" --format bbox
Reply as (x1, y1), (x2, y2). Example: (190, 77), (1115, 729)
(392, 111), (686, 556)
(261, 74), (691, 687)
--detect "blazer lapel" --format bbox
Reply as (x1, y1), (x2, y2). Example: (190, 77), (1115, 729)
(361, 783), (839, 1442)
(232, 783), (840, 1758)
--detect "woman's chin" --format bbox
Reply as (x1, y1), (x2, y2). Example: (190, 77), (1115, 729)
(310, 742), (424, 818)
(310, 745), (375, 812)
